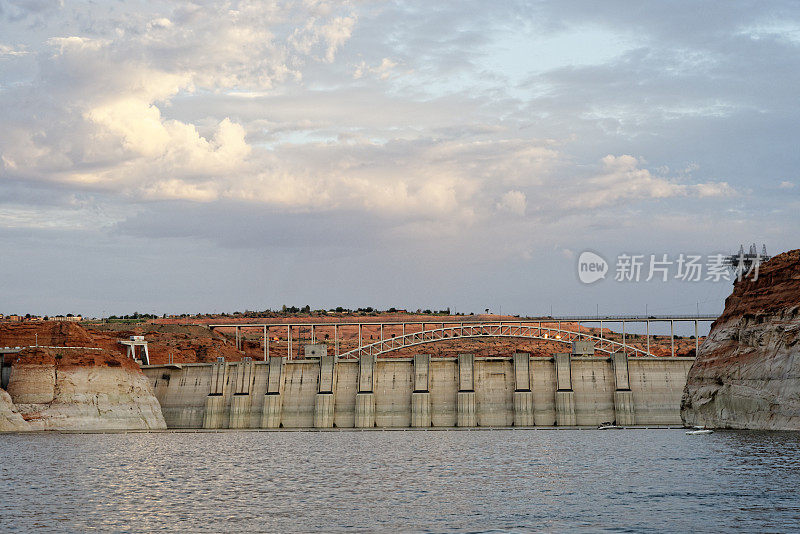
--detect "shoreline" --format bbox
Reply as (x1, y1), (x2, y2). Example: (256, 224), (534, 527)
(3, 425), (694, 434)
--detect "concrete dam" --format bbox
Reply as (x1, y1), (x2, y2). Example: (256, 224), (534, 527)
(143, 345), (694, 429)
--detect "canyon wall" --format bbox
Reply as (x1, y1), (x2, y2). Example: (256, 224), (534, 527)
(682, 249), (800, 430)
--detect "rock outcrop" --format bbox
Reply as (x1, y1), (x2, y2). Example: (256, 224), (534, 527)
(0, 388), (31, 431)
(5, 347), (166, 431)
(681, 249), (800, 430)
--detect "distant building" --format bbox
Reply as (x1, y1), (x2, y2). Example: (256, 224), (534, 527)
(6, 315), (23, 322)
(51, 315), (82, 322)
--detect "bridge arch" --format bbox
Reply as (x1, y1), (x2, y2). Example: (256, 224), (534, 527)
(338, 323), (649, 359)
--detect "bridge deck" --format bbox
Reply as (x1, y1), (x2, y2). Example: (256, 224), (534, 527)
(209, 315), (717, 328)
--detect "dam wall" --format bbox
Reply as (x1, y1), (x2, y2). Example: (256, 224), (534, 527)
(143, 353), (694, 429)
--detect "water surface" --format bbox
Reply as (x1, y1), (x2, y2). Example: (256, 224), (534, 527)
(1, 429), (799, 532)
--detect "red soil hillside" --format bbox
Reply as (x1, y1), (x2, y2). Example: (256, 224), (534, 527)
(1, 315), (703, 365)
(83, 323), (247, 363)
(0, 321), (95, 348)
(9, 346), (140, 372)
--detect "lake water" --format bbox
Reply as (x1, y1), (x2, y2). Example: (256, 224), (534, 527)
(1, 429), (799, 532)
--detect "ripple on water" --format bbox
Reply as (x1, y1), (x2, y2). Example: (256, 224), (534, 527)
(1, 429), (799, 532)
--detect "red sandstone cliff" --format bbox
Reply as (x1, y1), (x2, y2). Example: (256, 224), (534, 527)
(681, 249), (800, 430)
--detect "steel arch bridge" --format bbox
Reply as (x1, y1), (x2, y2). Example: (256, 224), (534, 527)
(208, 316), (715, 360)
(337, 322), (648, 359)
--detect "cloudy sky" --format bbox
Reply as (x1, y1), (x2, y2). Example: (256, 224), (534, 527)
(0, 1), (797, 319)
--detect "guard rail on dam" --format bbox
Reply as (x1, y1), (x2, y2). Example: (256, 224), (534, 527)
(142, 348), (696, 429)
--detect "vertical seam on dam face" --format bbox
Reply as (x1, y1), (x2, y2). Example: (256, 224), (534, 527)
(513, 353), (534, 426)
(202, 362), (227, 429)
(150, 353), (694, 429)
(554, 353), (577, 426)
(314, 351), (336, 428)
(229, 360), (254, 429)
(355, 354), (376, 428)
(457, 354), (476, 427)
(612, 352), (635, 425)
(411, 354), (431, 427)
(261, 356), (285, 429)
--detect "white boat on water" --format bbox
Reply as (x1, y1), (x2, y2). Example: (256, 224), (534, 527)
(598, 424), (621, 430)
(686, 429), (714, 435)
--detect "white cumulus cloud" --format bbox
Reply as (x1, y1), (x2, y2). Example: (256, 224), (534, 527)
(497, 190), (527, 216)
(565, 155), (735, 209)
